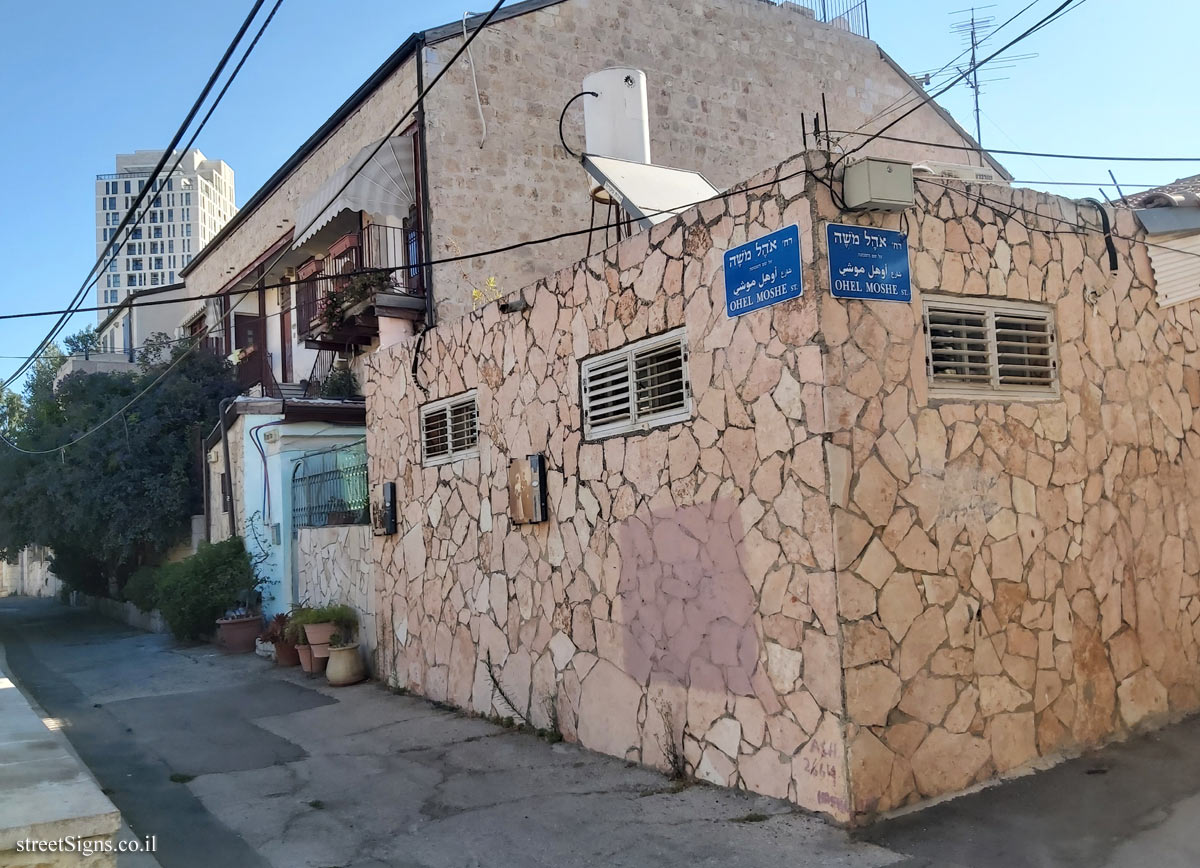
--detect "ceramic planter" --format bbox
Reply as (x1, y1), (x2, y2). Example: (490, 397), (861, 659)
(304, 622), (337, 658)
(296, 643), (327, 675)
(326, 643), (366, 686)
(275, 641), (300, 667)
(216, 615), (262, 653)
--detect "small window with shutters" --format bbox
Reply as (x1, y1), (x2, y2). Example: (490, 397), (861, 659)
(923, 296), (1058, 399)
(581, 328), (692, 440)
(420, 390), (479, 466)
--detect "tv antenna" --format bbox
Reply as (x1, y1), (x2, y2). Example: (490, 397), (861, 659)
(949, 5), (1036, 147)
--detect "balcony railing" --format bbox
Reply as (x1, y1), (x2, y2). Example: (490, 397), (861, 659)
(781, 0), (870, 38)
(292, 442), (369, 527)
(236, 347), (268, 394)
(295, 224), (424, 344)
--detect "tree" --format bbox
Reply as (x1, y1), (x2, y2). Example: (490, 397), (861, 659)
(63, 327), (100, 357)
(0, 340), (238, 595)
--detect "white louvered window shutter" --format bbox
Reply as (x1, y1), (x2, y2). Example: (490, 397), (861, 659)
(582, 328), (691, 439)
(924, 297), (1058, 399)
(420, 390), (479, 466)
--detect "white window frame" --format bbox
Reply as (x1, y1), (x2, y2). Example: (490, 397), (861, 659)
(581, 327), (692, 440)
(420, 390), (479, 467)
(923, 294), (1059, 401)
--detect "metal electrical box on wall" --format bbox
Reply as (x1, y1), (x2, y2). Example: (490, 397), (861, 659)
(508, 454), (548, 525)
(842, 158), (914, 211)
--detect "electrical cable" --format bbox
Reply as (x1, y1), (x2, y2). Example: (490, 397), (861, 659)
(558, 91), (597, 159)
(849, 0), (1044, 138)
(463, 11), (488, 149)
(5, 0), (274, 390)
(827, 0), (1084, 192)
(79, 0), (286, 358)
(0, 0), (508, 456)
(827, 130), (1200, 164)
(5, 158), (1189, 456)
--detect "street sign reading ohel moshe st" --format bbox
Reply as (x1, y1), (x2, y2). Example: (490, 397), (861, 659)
(723, 224), (803, 317)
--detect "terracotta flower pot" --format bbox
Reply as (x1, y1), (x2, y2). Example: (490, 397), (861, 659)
(304, 622), (337, 658)
(275, 641), (301, 667)
(296, 643), (327, 675)
(326, 643), (366, 687)
(216, 615), (262, 653)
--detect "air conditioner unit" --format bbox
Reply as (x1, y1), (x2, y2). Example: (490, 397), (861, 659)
(912, 161), (1008, 186)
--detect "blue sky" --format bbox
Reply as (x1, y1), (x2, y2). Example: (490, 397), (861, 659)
(0, 0), (1193, 383)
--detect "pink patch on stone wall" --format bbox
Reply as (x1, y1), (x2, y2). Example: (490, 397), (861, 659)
(612, 499), (760, 724)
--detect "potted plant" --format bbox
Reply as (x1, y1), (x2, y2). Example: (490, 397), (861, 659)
(288, 607), (326, 675)
(261, 613), (300, 667)
(304, 603), (356, 661)
(216, 605), (263, 654)
(326, 621), (365, 687)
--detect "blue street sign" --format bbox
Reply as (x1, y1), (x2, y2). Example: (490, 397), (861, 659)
(826, 222), (911, 303)
(723, 224), (803, 317)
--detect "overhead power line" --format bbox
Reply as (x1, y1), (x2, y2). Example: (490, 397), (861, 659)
(852, 0), (1044, 136)
(828, 130), (1200, 163)
(3, 0), (278, 390)
(63, 0), (286, 358)
(836, 0), (1084, 169)
(1, 0), (508, 456)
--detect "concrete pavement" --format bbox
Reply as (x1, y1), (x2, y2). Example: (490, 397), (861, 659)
(5, 596), (1200, 867)
(0, 598), (893, 868)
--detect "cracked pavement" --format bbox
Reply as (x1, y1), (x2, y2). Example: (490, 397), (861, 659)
(0, 598), (894, 867)
(6, 596), (1200, 867)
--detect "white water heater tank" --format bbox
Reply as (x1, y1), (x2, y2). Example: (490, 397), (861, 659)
(582, 68), (651, 164)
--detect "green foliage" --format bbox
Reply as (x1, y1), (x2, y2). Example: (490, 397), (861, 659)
(63, 327), (100, 357)
(154, 538), (261, 641)
(309, 603), (357, 633)
(285, 606), (315, 644)
(316, 272), (395, 331)
(0, 343), (237, 593)
(122, 565), (161, 613)
(319, 367), (359, 398)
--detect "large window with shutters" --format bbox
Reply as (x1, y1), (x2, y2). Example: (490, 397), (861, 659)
(420, 391), (479, 466)
(923, 296), (1058, 399)
(581, 328), (691, 440)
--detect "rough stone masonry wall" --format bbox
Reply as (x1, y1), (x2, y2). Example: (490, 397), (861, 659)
(366, 153), (862, 819)
(422, 0), (995, 324)
(820, 178), (1200, 818)
(297, 525), (378, 671)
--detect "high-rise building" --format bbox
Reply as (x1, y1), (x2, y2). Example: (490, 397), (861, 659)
(94, 149), (235, 337)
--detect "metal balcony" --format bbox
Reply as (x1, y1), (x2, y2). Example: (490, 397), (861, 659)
(295, 224), (425, 347)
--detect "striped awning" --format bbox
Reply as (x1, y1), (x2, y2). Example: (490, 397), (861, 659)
(293, 135), (417, 247)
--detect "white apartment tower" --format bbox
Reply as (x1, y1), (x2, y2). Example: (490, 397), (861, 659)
(94, 149), (235, 336)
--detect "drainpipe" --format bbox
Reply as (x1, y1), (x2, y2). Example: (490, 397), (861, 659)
(416, 33), (436, 331)
(219, 397), (237, 538)
(202, 435), (211, 543)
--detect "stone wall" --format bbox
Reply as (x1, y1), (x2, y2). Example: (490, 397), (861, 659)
(820, 177), (1200, 817)
(0, 547), (59, 599)
(367, 154), (855, 819)
(297, 525), (377, 671)
(365, 148), (1200, 822)
(422, 0), (999, 324)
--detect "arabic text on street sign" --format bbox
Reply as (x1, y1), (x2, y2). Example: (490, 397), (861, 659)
(826, 222), (911, 303)
(723, 224), (803, 318)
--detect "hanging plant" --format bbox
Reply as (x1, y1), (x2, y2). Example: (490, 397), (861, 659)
(316, 272), (398, 332)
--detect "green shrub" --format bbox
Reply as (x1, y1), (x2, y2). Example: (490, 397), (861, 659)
(310, 603), (357, 634)
(123, 566), (160, 613)
(285, 607), (315, 644)
(156, 538), (260, 641)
